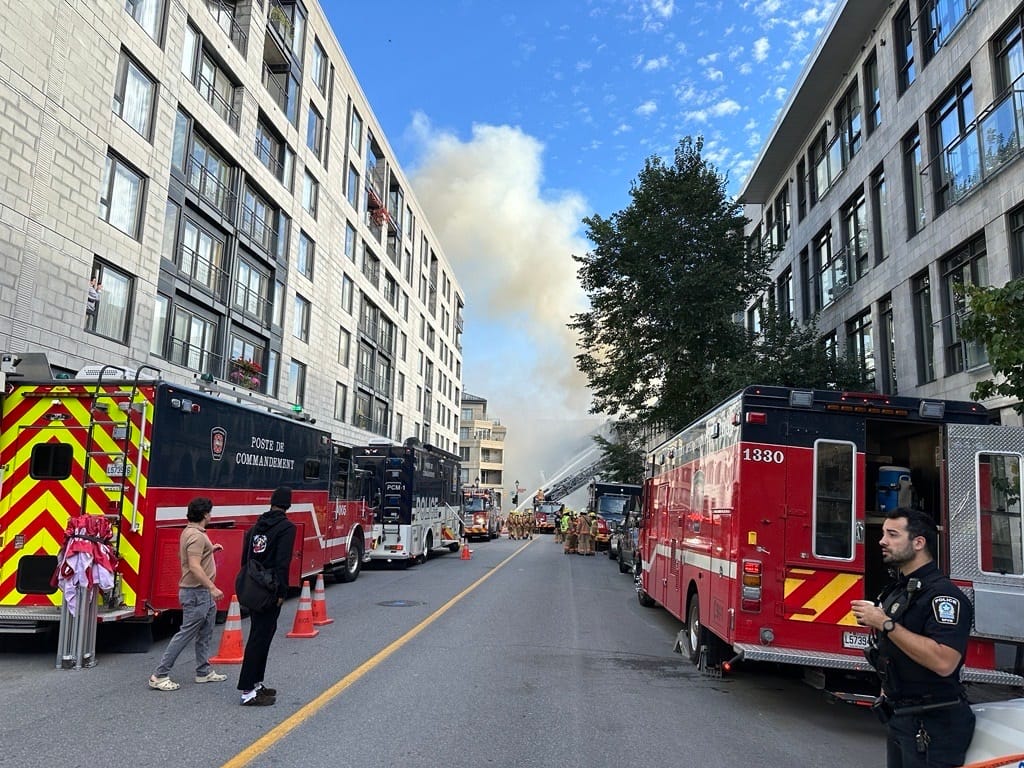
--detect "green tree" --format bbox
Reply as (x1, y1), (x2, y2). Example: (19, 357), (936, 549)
(570, 137), (771, 433)
(592, 421), (646, 484)
(959, 279), (1024, 412)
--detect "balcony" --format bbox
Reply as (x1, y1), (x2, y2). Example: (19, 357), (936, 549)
(186, 156), (235, 218)
(938, 79), (1024, 204)
(233, 281), (271, 327)
(168, 337), (222, 376)
(196, 71), (240, 132)
(261, 62), (298, 124)
(205, 0), (248, 56)
(240, 205), (275, 253)
(254, 133), (292, 188)
(177, 243), (230, 300)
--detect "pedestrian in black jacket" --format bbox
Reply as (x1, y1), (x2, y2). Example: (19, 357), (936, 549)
(237, 486), (296, 706)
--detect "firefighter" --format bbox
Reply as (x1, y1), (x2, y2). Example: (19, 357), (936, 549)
(851, 507), (974, 768)
(577, 513), (593, 556)
(563, 510), (577, 554)
(587, 512), (600, 556)
(553, 508), (563, 544)
(507, 510), (516, 540)
(524, 510), (534, 540)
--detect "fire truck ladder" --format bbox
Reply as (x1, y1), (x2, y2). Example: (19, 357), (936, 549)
(78, 364), (161, 608)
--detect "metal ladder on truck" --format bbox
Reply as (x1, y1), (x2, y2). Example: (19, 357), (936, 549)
(56, 364), (160, 668)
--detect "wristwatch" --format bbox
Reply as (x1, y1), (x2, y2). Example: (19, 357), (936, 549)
(882, 619), (895, 634)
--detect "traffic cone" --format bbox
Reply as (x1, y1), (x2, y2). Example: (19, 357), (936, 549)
(286, 580), (320, 638)
(209, 594), (244, 664)
(461, 542), (472, 561)
(310, 573), (334, 626)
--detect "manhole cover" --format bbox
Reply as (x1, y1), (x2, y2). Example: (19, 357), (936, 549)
(376, 600), (425, 607)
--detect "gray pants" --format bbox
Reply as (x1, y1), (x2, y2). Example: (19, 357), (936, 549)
(154, 587), (217, 677)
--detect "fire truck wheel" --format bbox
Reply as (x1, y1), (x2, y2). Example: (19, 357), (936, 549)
(335, 540), (363, 583)
(636, 573), (656, 607)
(681, 593), (702, 664)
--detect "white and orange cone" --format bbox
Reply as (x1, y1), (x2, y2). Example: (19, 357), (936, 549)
(311, 573), (334, 626)
(286, 580), (319, 639)
(209, 594), (244, 664)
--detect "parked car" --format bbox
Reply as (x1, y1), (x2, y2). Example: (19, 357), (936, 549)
(611, 511), (641, 574)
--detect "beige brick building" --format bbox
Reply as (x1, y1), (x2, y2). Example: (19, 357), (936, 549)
(459, 393), (507, 509)
(740, 0), (1024, 426)
(0, 0), (465, 451)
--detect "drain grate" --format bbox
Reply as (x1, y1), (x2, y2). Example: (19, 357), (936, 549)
(376, 600), (425, 607)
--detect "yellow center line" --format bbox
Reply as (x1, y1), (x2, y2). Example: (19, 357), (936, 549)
(221, 539), (533, 768)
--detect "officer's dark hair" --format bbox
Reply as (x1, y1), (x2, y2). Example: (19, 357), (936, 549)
(885, 506), (937, 557)
(186, 496), (213, 522)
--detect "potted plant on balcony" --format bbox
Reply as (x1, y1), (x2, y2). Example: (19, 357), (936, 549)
(229, 357), (262, 390)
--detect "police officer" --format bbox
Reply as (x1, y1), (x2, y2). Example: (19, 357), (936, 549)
(851, 507), (974, 768)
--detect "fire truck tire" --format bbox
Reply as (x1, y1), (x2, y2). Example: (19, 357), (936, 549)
(618, 554), (630, 574)
(636, 573), (656, 607)
(681, 593), (702, 664)
(449, 541), (460, 552)
(335, 540), (363, 583)
(421, 532), (433, 563)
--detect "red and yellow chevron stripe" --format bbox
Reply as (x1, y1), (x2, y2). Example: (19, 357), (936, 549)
(0, 384), (154, 610)
(784, 567), (863, 626)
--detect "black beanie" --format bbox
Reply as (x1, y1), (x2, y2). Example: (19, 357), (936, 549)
(270, 486), (292, 509)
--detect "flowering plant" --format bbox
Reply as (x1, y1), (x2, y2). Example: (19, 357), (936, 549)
(229, 357), (262, 390)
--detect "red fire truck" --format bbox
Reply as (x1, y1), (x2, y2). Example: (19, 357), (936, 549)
(636, 385), (1024, 698)
(462, 487), (500, 541)
(0, 362), (374, 638)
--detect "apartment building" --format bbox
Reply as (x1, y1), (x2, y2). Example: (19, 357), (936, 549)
(0, 0), (465, 451)
(740, 0), (1024, 426)
(459, 393), (506, 507)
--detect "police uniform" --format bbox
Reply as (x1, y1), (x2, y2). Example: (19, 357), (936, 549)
(871, 561), (974, 768)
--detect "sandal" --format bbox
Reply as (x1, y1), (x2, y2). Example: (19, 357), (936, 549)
(149, 675), (180, 691)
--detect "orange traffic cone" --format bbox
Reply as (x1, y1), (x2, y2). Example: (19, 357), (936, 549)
(209, 594), (244, 664)
(310, 573), (334, 626)
(461, 542), (472, 561)
(286, 580), (319, 639)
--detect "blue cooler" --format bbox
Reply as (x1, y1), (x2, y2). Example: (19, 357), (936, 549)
(877, 466), (911, 512)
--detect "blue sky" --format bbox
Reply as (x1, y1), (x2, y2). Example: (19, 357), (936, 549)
(328, 0), (838, 495)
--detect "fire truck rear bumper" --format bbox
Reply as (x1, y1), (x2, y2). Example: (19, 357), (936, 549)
(730, 642), (1024, 686)
(0, 605), (138, 632)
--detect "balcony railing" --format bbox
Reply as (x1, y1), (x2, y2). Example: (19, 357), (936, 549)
(187, 156), (235, 217)
(168, 337), (222, 376)
(240, 205), (274, 253)
(261, 63), (297, 123)
(205, 0), (248, 55)
(196, 71), (240, 132)
(938, 80), (1024, 204)
(178, 243), (230, 299)
(233, 281), (271, 326)
(254, 135), (291, 187)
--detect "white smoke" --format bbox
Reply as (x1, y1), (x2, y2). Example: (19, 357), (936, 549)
(407, 114), (605, 500)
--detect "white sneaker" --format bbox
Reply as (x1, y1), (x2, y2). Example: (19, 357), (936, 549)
(195, 670), (228, 683)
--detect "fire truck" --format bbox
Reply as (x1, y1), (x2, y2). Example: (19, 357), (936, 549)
(0, 361), (374, 636)
(636, 385), (1024, 698)
(462, 487), (500, 540)
(587, 481), (641, 552)
(353, 438), (463, 564)
(532, 497), (562, 533)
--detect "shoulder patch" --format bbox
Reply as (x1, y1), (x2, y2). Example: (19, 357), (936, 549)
(932, 596), (960, 625)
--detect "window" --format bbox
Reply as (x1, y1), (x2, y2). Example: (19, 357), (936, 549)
(341, 275), (354, 313)
(912, 271), (935, 384)
(809, 128), (827, 205)
(397, 372), (405, 402)
(334, 382), (348, 421)
(840, 190), (868, 282)
(771, 187), (790, 249)
(228, 336), (265, 391)
(273, 280), (285, 326)
(978, 453), (1024, 576)
(150, 294), (168, 355)
(864, 50), (881, 134)
(345, 221), (357, 260)
(293, 294), (311, 342)
(205, 0), (246, 54)
(306, 103), (323, 158)
(846, 309), (874, 390)
(894, 2), (916, 94)
(929, 73), (975, 214)
(255, 116), (294, 189)
(362, 246), (380, 289)
(169, 303), (217, 372)
(86, 259), (133, 343)
(878, 295), (897, 395)
(869, 167), (889, 263)
(113, 50), (155, 138)
(350, 108), (363, 155)
(995, 10), (1024, 93)
(941, 235), (988, 374)
(813, 226), (844, 308)
(1011, 206), (1024, 279)
(339, 327), (351, 366)
(234, 255), (270, 320)
(302, 170), (319, 218)
(181, 25), (240, 131)
(125, 0), (164, 42)
(99, 152), (144, 239)
(394, 414), (403, 441)
(346, 164), (360, 211)
(288, 359), (307, 407)
(835, 81), (862, 167)
(921, 0), (975, 64)
(796, 158), (807, 221)
(776, 268), (794, 320)
(813, 440), (855, 559)
(179, 218), (225, 295)
(353, 391), (371, 430)
(296, 231), (315, 281)
(902, 128), (926, 235)
(240, 184), (275, 253)
(311, 38), (328, 94)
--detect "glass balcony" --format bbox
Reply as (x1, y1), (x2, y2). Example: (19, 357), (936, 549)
(186, 156), (235, 217)
(178, 243), (229, 299)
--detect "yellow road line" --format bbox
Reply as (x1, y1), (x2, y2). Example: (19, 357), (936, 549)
(221, 539), (533, 768)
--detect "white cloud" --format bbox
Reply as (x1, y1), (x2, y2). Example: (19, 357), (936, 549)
(705, 67), (723, 81)
(710, 99), (741, 117)
(752, 36), (770, 62)
(697, 52), (720, 66)
(576, 60), (592, 73)
(773, 86), (788, 101)
(738, 62), (753, 75)
(613, 123), (632, 135)
(643, 55), (670, 71)
(684, 110), (708, 123)
(645, 0), (675, 19)
(636, 100), (658, 116)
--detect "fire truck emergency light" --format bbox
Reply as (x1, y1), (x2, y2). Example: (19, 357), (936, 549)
(745, 412), (767, 425)
(919, 401), (945, 419)
(789, 390), (814, 408)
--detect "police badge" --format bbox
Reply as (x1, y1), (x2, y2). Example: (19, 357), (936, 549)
(932, 596), (960, 625)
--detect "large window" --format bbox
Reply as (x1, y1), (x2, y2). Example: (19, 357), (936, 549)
(846, 309), (874, 390)
(1011, 206), (1024, 279)
(255, 116), (294, 190)
(840, 190), (868, 283)
(870, 167), (889, 263)
(302, 170), (319, 218)
(894, 2), (916, 94)
(902, 128), (926, 236)
(86, 259), (133, 343)
(296, 231), (315, 280)
(941, 236), (988, 374)
(864, 50), (881, 134)
(921, 0), (975, 64)
(169, 303), (218, 373)
(306, 103), (323, 158)
(288, 359), (307, 407)
(912, 271), (935, 384)
(240, 185), (275, 254)
(776, 268), (794, 320)
(929, 73), (975, 214)
(234, 254), (270, 320)
(228, 336), (265, 391)
(835, 81), (862, 168)
(181, 25), (240, 131)
(179, 218), (225, 296)
(813, 226), (845, 308)
(99, 152), (144, 239)
(311, 38), (328, 94)
(125, 0), (164, 42)
(878, 295), (897, 395)
(113, 50), (155, 139)
(293, 294), (310, 342)
(995, 10), (1024, 92)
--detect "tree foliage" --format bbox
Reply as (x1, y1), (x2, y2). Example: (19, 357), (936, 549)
(960, 279), (1024, 413)
(592, 422), (646, 485)
(570, 137), (771, 433)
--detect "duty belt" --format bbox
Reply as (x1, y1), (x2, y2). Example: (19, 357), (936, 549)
(891, 695), (965, 716)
